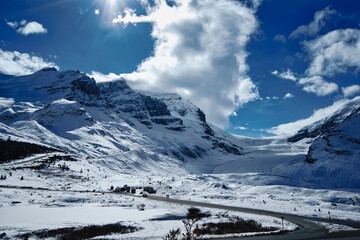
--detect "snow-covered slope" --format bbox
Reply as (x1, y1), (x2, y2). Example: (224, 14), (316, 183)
(0, 68), (243, 174)
(207, 98), (360, 188)
(286, 98), (360, 187)
(288, 97), (360, 144)
(1, 68), (360, 188)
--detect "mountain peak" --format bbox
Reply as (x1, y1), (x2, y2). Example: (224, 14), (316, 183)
(39, 67), (58, 72)
(0, 69), (244, 174)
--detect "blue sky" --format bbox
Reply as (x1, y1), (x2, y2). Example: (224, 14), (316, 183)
(1, 0), (360, 138)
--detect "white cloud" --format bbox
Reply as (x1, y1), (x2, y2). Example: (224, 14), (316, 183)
(274, 28), (360, 97)
(289, 6), (336, 39)
(95, 9), (100, 15)
(298, 76), (338, 96)
(271, 69), (297, 81)
(304, 28), (360, 77)
(6, 19), (47, 35)
(272, 70), (337, 96)
(87, 71), (122, 83)
(284, 93), (294, 99)
(273, 34), (286, 43)
(234, 126), (248, 130)
(6, 21), (18, 29)
(268, 97), (357, 136)
(231, 111), (238, 117)
(112, 7), (151, 26)
(112, 0), (260, 127)
(342, 85), (360, 98)
(18, 21), (47, 35)
(0, 49), (58, 76)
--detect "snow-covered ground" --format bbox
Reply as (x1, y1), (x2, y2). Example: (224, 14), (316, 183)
(0, 186), (296, 239)
(0, 152), (359, 239)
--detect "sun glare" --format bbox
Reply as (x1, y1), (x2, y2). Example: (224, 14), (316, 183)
(107, 0), (116, 7)
(106, 0), (123, 9)
(94, 0), (126, 26)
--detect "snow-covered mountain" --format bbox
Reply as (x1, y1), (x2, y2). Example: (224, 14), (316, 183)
(0, 68), (242, 174)
(1, 68), (360, 187)
(204, 98), (360, 188)
(287, 98), (360, 187)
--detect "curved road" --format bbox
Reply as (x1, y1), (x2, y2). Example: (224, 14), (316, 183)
(1, 185), (359, 239)
(148, 195), (360, 240)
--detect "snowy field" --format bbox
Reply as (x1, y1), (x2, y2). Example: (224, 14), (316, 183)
(0, 187), (295, 239)
(1, 153), (360, 239)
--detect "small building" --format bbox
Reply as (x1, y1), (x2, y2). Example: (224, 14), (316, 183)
(143, 186), (156, 194)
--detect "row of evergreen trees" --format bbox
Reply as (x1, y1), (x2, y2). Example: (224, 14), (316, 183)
(0, 139), (57, 163)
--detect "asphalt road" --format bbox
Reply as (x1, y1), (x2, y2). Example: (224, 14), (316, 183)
(148, 195), (360, 240)
(1, 185), (360, 239)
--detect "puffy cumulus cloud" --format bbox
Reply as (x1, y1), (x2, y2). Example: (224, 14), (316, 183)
(274, 29), (360, 97)
(268, 97), (357, 136)
(284, 93), (294, 99)
(112, 7), (152, 26)
(112, 0), (260, 127)
(342, 85), (360, 98)
(298, 76), (338, 96)
(0, 49), (58, 76)
(289, 6), (337, 39)
(273, 34), (286, 43)
(304, 28), (360, 77)
(272, 70), (338, 97)
(271, 69), (297, 81)
(6, 19), (47, 35)
(18, 21), (47, 35)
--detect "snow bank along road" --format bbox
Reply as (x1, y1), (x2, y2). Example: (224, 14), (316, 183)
(0, 185), (359, 240)
(148, 195), (360, 240)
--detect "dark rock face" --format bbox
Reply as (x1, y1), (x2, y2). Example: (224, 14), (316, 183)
(151, 117), (183, 125)
(305, 144), (317, 164)
(197, 109), (206, 122)
(181, 146), (206, 159)
(166, 126), (185, 131)
(151, 93), (207, 123)
(41, 67), (57, 72)
(71, 76), (100, 96)
(203, 124), (215, 136)
(172, 145), (207, 160)
(98, 79), (131, 94)
(142, 96), (171, 117)
(98, 80), (184, 129)
(214, 141), (243, 155)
